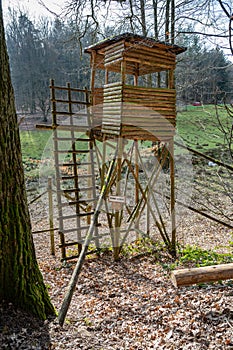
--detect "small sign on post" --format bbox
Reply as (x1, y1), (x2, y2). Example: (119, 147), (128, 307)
(108, 195), (125, 210)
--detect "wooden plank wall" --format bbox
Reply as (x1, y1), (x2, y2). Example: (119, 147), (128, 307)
(91, 83), (176, 140)
(104, 41), (125, 66)
(102, 83), (123, 135)
(124, 42), (176, 74)
(122, 85), (176, 121)
(91, 87), (104, 129)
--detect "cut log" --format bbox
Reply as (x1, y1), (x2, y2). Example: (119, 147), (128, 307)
(171, 263), (233, 288)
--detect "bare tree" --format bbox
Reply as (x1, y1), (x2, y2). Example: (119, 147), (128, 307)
(62, 0), (180, 42)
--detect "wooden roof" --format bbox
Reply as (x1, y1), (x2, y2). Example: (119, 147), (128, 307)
(84, 32), (186, 56)
(84, 33), (186, 75)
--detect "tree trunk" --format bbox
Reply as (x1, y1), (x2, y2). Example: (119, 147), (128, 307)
(153, 0), (158, 40)
(171, 0), (175, 44)
(165, 0), (171, 42)
(0, 1), (55, 320)
(139, 0), (147, 36)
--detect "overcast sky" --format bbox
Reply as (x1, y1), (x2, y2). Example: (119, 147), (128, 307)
(2, 0), (64, 21)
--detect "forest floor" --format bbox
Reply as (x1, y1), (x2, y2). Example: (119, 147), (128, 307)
(1, 210), (233, 349)
(1, 113), (233, 349)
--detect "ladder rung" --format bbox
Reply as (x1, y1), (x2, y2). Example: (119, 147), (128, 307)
(51, 98), (89, 105)
(71, 138), (93, 142)
(60, 175), (77, 180)
(55, 150), (89, 154)
(60, 174), (93, 180)
(58, 186), (95, 193)
(59, 241), (81, 248)
(59, 198), (96, 207)
(69, 198), (97, 205)
(36, 124), (55, 130)
(52, 111), (88, 116)
(38, 122), (91, 132)
(55, 137), (92, 142)
(58, 161), (95, 167)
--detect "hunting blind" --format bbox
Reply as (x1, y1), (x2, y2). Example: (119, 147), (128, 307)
(37, 33), (186, 263)
(36, 34), (233, 326)
(37, 33), (186, 325)
(85, 33), (185, 140)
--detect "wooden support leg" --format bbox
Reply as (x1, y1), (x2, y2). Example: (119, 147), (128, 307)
(113, 138), (123, 261)
(169, 139), (176, 257)
(146, 192), (150, 236)
(134, 140), (140, 237)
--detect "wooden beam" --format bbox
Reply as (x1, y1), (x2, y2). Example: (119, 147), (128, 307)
(171, 263), (233, 288)
(169, 139), (176, 257)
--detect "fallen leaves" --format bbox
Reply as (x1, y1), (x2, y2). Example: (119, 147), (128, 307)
(1, 197), (233, 349)
(36, 254), (233, 349)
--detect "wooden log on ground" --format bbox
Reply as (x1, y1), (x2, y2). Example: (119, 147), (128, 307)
(171, 263), (233, 288)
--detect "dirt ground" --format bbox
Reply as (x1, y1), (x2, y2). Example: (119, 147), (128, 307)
(1, 114), (232, 349)
(1, 205), (233, 349)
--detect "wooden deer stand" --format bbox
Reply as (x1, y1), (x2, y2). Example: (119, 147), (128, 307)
(85, 33), (186, 258)
(57, 33), (186, 325)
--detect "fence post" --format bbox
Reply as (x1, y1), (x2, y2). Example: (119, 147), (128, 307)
(47, 177), (55, 255)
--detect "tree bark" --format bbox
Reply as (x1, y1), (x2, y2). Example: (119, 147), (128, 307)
(0, 1), (55, 320)
(153, 0), (158, 40)
(139, 0), (147, 36)
(171, 0), (175, 44)
(165, 0), (171, 42)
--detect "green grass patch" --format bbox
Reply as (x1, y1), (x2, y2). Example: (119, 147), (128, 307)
(101, 240), (233, 270)
(20, 130), (90, 160)
(177, 104), (230, 153)
(20, 130), (90, 178)
(20, 130), (52, 179)
(179, 245), (233, 267)
(20, 130), (52, 161)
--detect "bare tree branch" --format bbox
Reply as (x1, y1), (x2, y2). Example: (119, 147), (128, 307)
(178, 30), (229, 38)
(218, 0), (231, 18)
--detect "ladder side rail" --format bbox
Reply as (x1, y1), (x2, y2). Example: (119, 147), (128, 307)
(67, 82), (82, 253)
(50, 79), (66, 259)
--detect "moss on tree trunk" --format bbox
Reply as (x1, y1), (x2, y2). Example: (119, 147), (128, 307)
(0, 1), (55, 320)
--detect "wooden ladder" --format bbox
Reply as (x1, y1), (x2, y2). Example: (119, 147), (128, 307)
(50, 80), (99, 261)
